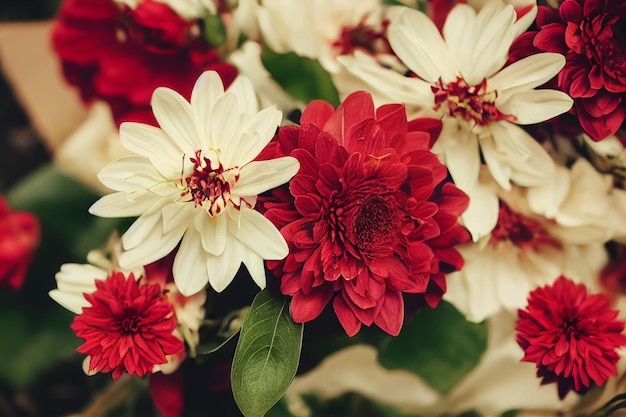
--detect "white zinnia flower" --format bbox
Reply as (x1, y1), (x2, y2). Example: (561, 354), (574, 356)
(89, 71), (300, 296)
(338, 1), (573, 240)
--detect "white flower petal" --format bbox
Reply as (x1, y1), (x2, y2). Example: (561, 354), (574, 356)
(460, 174), (500, 241)
(527, 165), (570, 219)
(49, 263), (107, 314)
(241, 250), (266, 289)
(465, 3), (516, 83)
(173, 229), (210, 296)
(479, 133), (513, 191)
(439, 126), (480, 193)
(95, 156), (165, 192)
(206, 238), (244, 292)
(443, 4), (476, 76)
(89, 191), (160, 218)
(151, 87), (200, 153)
(210, 92), (241, 156)
(191, 71), (225, 148)
(497, 89), (573, 125)
(119, 122), (185, 178)
(195, 211), (227, 256)
(512, 5), (537, 39)
(229, 207), (289, 260)
(220, 106), (282, 168)
(489, 53), (565, 98)
(234, 157), (300, 197)
(162, 202), (194, 234)
(122, 210), (164, 250)
(387, 6), (456, 83)
(119, 225), (185, 269)
(228, 75), (259, 119)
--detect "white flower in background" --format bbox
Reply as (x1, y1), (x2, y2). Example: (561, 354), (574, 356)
(286, 312), (577, 416)
(89, 71), (300, 295)
(253, 0), (389, 73)
(444, 160), (623, 323)
(338, 1), (573, 240)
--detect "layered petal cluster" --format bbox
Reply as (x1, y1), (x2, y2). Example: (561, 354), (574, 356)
(445, 159), (622, 322)
(260, 91), (470, 336)
(338, 1), (573, 239)
(516, 276), (626, 399)
(89, 71), (300, 296)
(0, 196), (40, 290)
(71, 271), (185, 379)
(52, 0), (237, 125)
(530, 1), (626, 141)
(49, 235), (207, 378)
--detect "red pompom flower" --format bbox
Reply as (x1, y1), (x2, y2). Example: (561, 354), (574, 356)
(516, 276), (626, 399)
(71, 271), (184, 380)
(0, 196), (40, 290)
(531, 0), (626, 141)
(52, 0), (237, 126)
(260, 91), (470, 336)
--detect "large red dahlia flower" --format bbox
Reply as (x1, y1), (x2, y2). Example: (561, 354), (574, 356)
(52, 0), (237, 126)
(260, 91), (470, 336)
(72, 272), (184, 380)
(516, 276), (626, 399)
(532, 0), (626, 141)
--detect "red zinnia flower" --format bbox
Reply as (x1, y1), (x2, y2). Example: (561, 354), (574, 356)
(516, 276), (626, 399)
(260, 91), (470, 336)
(0, 196), (40, 290)
(71, 271), (185, 380)
(52, 0), (237, 126)
(531, 1), (626, 141)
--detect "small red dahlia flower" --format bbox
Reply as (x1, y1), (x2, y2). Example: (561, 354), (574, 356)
(516, 276), (626, 399)
(531, 1), (626, 141)
(52, 0), (237, 126)
(71, 272), (184, 380)
(0, 196), (40, 290)
(260, 91), (470, 336)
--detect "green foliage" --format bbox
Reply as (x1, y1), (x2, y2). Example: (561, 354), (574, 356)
(261, 49), (340, 106)
(231, 289), (304, 417)
(0, 295), (78, 388)
(300, 392), (421, 417)
(378, 301), (487, 394)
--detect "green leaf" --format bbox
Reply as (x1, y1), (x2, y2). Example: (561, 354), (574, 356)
(261, 50), (340, 106)
(377, 300), (487, 394)
(0, 298), (78, 388)
(231, 289), (304, 417)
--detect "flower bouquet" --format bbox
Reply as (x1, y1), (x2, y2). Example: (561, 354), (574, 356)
(1, 0), (626, 416)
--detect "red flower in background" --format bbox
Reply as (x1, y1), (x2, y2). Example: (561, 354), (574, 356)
(72, 272), (185, 380)
(531, 1), (626, 141)
(260, 91), (470, 336)
(52, 0), (237, 126)
(516, 276), (626, 399)
(0, 196), (40, 290)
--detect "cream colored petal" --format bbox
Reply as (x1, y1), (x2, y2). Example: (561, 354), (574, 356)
(440, 126), (480, 193)
(527, 165), (570, 219)
(220, 106), (282, 168)
(195, 211), (227, 256)
(489, 53), (565, 99)
(95, 156), (164, 192)
(88, 191), (160, 218)
(151, 87), (200, 153)
(206, 237), (244, 292)
(172, 229), (210, 296)
(234, 157), (299, 197)
(387, 6), (456, 83)
(209, 92), (241, 155)
(459, 174), (500, 241)
(119, 225), (185, 269)
(161, 202), (194, 234)
(497, 90), (573, 125)
(228, 207), (288, 260)
(119, 122), (185, 179)
(49, 263), (108, 314)
(227, 75), (259, 119)
(443, 4), (476, 76)
(241, 250), (266, 289)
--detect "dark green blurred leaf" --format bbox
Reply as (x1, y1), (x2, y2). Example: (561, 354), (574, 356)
(301, 392), (419, 417)
(261, 50), (340, 106)
(203, 13), (227, 47)
(5, 163), (124, 261)
(231, 289), (303, 417)
(0, 298), (78, 388)
(378, 301), (487, 394)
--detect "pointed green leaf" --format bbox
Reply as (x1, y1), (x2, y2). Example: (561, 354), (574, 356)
(231, 289), (303, 417)
(377, 301), (487, 394)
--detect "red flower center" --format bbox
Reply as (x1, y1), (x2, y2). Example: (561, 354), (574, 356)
(432, 77), (515, 126)
(351, 196), (399, 258)
(490, 202), (559, 249)
(183, 150), (239, 216)
(333, 20), (390, 56)
(121, 309), (142, 334)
